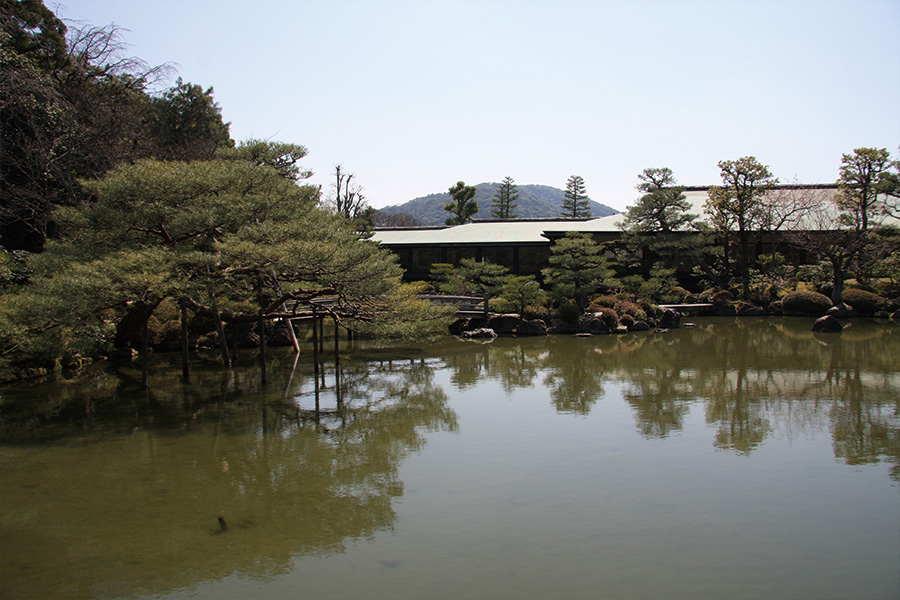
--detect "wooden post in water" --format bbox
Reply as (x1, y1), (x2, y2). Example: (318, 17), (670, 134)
(212, 303), (231, 367)
(141, 304), (150, 390)
(180, 298), (190, 382)
(257, 275), (267, 385)
(334, 316), (340, 369)
(312, 305), (320, 381)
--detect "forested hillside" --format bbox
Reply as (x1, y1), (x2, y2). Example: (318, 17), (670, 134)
(376, 183), (618, 226)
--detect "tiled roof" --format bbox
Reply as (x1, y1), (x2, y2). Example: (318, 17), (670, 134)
(372, 186), (897, 246)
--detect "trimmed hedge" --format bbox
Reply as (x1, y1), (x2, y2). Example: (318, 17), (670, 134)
(841, 289), (886, 316)
(782, 290), (833, 316)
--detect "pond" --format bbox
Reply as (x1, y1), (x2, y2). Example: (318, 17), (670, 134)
(1, 317), (898, 599)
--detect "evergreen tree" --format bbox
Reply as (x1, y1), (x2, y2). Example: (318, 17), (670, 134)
(0, 146), (450, 374)
(617, 168), (713, 280)
(444, 181), (478, 225)
(542, 232), (612, 311)
(621, 168), (694, 234)
(491, 176), (520, 219)
(561, 175), (591, 218)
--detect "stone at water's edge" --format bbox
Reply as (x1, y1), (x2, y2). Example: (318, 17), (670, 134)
(488, 314), (523, 334)
(827, 303), (857, 318)
(629, 320), (651, 332)
(658, 309), (681, 329)
(460, 328), (497, 340)
(812, 315), (843, 333)
(581, 313), (610, 334)
(516, 319), (548, 336)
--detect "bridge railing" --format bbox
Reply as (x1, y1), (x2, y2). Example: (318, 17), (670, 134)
(419, 294), (490, 318)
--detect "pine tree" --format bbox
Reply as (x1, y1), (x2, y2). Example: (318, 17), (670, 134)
(444, 181), (478, 225)
(491, 176), (520, 219)
(561, 175), (592, 218)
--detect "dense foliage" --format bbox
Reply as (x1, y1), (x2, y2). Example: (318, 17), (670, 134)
(0, 2), (450, 378)
(781, 290), (833, 316)
(841, 289), (886, 316)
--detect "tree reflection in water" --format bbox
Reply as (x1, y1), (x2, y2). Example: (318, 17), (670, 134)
(1, 319), (898, 599)
(0, 352), (456, 598)
(439, 319), (899, 473)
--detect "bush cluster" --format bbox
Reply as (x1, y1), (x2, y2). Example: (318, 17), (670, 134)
(614, 300), (646, 321)
(841, 289), (886, 316)
(782, 290), (833, 316)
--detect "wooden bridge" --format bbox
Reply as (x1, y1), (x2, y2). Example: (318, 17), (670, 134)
(659, 303), (715, 314)
(419, 294), (490, 318)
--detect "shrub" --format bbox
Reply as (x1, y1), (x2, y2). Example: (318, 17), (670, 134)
(523, 305), (551, 322)
(712, 290), (733, 305)
(489, 297), (515, 314)
(697, 288), (716, 303)
(782, 290), (833, 316)
(558, 300), (581, 325)
(614, 300), (646, 321)
(841, 289), (886, 316)
(596, 306), (619, 328)
(619, 313), (635, 327)
(664, 286), (694, 303)
(636, 299), (660, 320)
(589, 295), (618, 309)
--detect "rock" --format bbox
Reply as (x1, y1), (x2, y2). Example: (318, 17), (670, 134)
(891, 310), (900, 322)
(581, 313), (610, 334)
(460, 328), (497, 340)
(516, 319), (548, 336)
(629, 320), (651, 332)
(612, 325), (629, 335)
(737, 303), (764, 316)
(449, 317), (488, 335)
(574, 332), (592, 338)
(874, 310), (890, 319)
(683, 323), (697, 328)
(550, 321), (577, 334)
(827, 303), (857, 318)
(488, 314), (523, 334)
(448, 318), (468, 335)
(768, 300), (784, 316)
(714, 304), (737, 317)
(658, 308), (681, 329)
(811, 315), (843, 333)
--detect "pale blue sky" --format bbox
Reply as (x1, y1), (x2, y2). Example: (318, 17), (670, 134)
(55, 0), (900, 212)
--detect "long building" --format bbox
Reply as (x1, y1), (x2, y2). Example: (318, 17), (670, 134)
(371, 184), (895, 281)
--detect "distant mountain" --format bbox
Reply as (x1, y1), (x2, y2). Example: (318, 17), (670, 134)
(376, 183), (618, 226)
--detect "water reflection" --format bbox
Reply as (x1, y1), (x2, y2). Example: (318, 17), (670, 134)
(440, 318), (900, 470)
(2, 318), (899, 599)
(1, 353), (456, 599)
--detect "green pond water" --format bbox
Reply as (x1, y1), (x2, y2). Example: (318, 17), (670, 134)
(1, 317), (898, 600)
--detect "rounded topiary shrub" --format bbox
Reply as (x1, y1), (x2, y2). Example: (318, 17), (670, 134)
(589, 295), (618, 309)
(782, 290), (833, 316)
(558, 300), (581, 325)
(596, 306), (619, 328)
(523, 305), (551, 322)
(614, 300), (646, 321)
(841, 289), (886, 316)
(712, 290), (734, 305)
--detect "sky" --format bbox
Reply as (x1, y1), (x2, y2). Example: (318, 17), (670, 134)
(54, 0), (900, 212)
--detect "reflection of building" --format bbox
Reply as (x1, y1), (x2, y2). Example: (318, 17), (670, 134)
(372, 184), (896, 281)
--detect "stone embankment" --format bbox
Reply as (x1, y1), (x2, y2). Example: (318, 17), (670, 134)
(450, 298), (900, 339)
